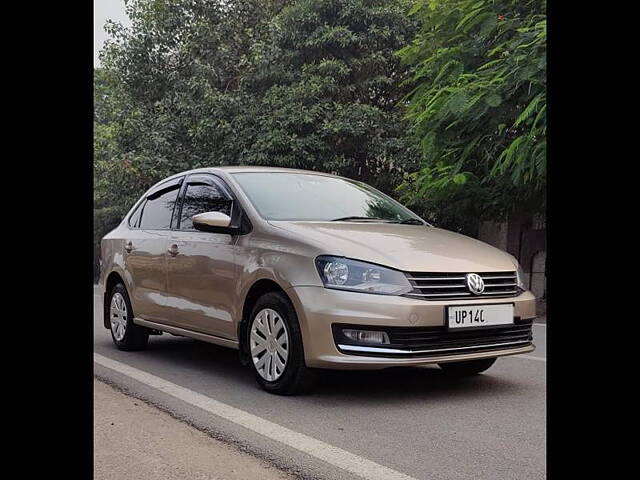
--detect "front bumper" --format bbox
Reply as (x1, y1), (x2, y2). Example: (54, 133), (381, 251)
(287, 286), (536, 370)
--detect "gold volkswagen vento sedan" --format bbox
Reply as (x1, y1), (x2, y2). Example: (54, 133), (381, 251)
(99, 167), (536, 394)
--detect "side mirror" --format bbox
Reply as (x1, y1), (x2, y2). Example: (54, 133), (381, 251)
(192, 212), (236, 233)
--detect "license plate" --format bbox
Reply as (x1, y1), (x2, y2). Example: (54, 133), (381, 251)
(447, 304), (514, 330)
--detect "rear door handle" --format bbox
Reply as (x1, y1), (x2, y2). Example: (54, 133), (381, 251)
(125, 241), (133, 253)
(167, 244), (179, 257)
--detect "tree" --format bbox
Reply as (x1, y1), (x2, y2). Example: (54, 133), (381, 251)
(396, 0), (546, 233)
(96, 0), (284, 217)
(94, 68), (127, 280)
(244, 0), (421, 193)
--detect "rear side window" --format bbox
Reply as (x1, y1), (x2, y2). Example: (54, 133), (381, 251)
(139, 186), (180, 230)
(128, 201), (144, 228)
(179, 183), (232, 231)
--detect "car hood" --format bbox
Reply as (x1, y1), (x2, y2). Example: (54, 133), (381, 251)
(269, 221), (516, 272)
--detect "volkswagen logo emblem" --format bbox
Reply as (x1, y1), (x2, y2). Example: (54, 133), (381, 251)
(466, 273), (485, 295)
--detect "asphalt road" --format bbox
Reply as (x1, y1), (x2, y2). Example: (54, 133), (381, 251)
(94, 287), (546, 480)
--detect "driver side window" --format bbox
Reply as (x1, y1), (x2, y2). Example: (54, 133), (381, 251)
(179, 182), (232, 231)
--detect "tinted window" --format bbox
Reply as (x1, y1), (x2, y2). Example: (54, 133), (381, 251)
(139, 186), (180, 230)
(128, 201), (144, 228)
(179, 183), (232, 231)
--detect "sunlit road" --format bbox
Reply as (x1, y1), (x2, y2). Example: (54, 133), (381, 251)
(94, 287), (546, 480)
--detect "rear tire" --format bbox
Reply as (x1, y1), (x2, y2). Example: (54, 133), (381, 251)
(438, 357), (496, 376)
(108, 283), (149, 351)
(247, 292), (316, 395)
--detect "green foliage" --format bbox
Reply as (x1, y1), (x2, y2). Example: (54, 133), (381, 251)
(97, 0), (281, 184)
(94, 68), (130, 270)
(397, 0), (546, 231)
(244, 0), (420, 192)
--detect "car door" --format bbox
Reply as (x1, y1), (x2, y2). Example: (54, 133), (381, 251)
(125, 177), (183, 323)
(164, 174), (238, 338)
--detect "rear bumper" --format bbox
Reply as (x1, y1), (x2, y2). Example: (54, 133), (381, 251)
(287, 286), (536, 370)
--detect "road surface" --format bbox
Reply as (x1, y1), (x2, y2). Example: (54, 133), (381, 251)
(94, 287), (546, 480)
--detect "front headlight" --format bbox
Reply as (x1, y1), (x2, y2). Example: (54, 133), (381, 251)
(315, 256), (413, 295)
(515, 262), (527, 291)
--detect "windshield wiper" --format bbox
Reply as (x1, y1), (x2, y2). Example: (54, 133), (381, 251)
(389, 218), (425, 225)
(330, 216), (390, 222)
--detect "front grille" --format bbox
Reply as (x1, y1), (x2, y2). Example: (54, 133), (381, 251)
(404, 271), (519, 300)
(333, 320), (533, 357)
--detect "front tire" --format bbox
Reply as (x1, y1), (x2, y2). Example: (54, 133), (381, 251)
(438, 357), (496, 376)
(108, 283), (149, 351)
(247, 292), (315, 395)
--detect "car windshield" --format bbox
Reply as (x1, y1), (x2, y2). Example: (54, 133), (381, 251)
(231, 172), (425, 223)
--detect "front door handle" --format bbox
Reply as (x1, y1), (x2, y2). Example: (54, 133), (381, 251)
(167, 244), (179, 257)
(125, 241), (133, 253)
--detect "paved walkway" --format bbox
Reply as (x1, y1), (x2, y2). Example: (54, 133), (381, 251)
(94, 379), (291, 480)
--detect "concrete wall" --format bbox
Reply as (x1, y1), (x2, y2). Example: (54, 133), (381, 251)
(478, 216), (546, 315)
(530, 250), (546, 298)
(477, 220), (508, 252)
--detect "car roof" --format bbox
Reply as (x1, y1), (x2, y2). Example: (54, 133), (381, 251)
(158, 166), (338, 183)
(210, 166), (334, 175)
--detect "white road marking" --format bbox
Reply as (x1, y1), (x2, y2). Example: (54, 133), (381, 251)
(94, 353), (419, 480)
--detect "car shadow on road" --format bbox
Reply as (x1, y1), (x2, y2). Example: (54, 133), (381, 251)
(142, 335), (258, 387)
(311, 367), (522, 404)
(137, 335), (528, 403)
